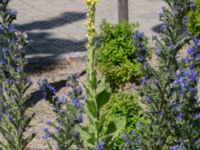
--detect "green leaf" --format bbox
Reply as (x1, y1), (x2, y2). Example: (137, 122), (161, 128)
(85, 98), (98, 120)
(80, 126), (96, 148)
(96, 89), (111, 110)
(96, 77), (111, 110)
(106, 117), (126, 140)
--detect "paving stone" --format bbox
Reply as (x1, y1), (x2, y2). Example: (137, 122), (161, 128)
(11, 0), (165, 62)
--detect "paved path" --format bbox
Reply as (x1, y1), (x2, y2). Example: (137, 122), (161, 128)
(11, 0), (165, 62)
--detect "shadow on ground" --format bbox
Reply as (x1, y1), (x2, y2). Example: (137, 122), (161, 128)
(15, 11), (87, 64)
(28, 79), (66, 106)
(27, 70), (86, 106)
(152, 24), (164, 34)
(16, 12), (86, 31)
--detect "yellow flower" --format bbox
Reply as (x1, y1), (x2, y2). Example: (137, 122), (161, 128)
(85, 0), (98, 5)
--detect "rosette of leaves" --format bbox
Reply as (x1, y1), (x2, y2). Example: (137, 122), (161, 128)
(98, 20), (150, 91)
(0, 0), (36, 149)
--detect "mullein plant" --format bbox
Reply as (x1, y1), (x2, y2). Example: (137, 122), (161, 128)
(40, 0), (125, 149)
(0, 0), (36, 149)
(80, 0), (125, 149)
(39, 74), (84, 149)
(123, 0), (200, 149)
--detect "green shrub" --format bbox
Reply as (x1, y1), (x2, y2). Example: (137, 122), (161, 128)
(98, 20), (150, 90)
(102, 92), (148, 150)
(188, 0), (200, 38)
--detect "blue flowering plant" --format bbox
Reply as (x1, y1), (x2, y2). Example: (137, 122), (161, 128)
(123, 0), (200, 149)
(187, 36), (200, 74)
(37, 79), (56, 105)
(172, 54), (200, 149)
(39, 74), (84, 149)
(153, 0), (193, 70)
(0, 0), (36, 149)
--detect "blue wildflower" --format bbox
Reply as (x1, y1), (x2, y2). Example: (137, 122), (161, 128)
(173, 77), (179, 85)
(0, 24), (5, 30)
(195, 113), (200, 119)
(180, 77), (188, 89)
(162, 6), (168, 12)
(5, 79), (10, 84)
(182, 57), (192, 63)
(9, 24), (15, 32)
(189, 68), (198, 82)
(60, 97), (66, 104)
(189, 87), (198, 94)
(94, 140), (105, 150)
(182, 17), (189, 23)
(9, 39), (15, 45)
(16, 67), (23, 73)
(1, 47), (7, 53)
(47, 84), (56, 94)
(47, 121), (51, 126)
(180, 93), (185, 99)
(172, 6), (178, 14)
(55, 126), (62, 131)
(187, 47), (196, 55)
(0, 58), (5, 65)
(190, 2), (196, 10)
(161, 23), (168, 30)
(139, 55), (145, 62)
(194, 55), (200, 61)
(43, 128), (52, 139)
(154, 48), (160, 54)
(7, 9), (17, 16)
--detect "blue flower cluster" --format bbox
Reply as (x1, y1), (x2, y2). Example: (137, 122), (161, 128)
(157, 0), (193, 50)
(43, 128), (53, 140)
(170, 141), (184, 150)
(0, 0), (17, 17)
(0, 2), (30, 85)
(41, 74), (84, 149)
(121, 129), (142, 150)
(132, 31), (148, 63)
(187, 37), (200, 70)
(94, 140), (105, 150)
(171, 41), (200, 148)
(173, 66), (198, 99)
(37, 79), (56, 99)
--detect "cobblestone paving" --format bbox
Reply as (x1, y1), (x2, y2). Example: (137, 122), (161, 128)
(11, 0), (165, 62)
